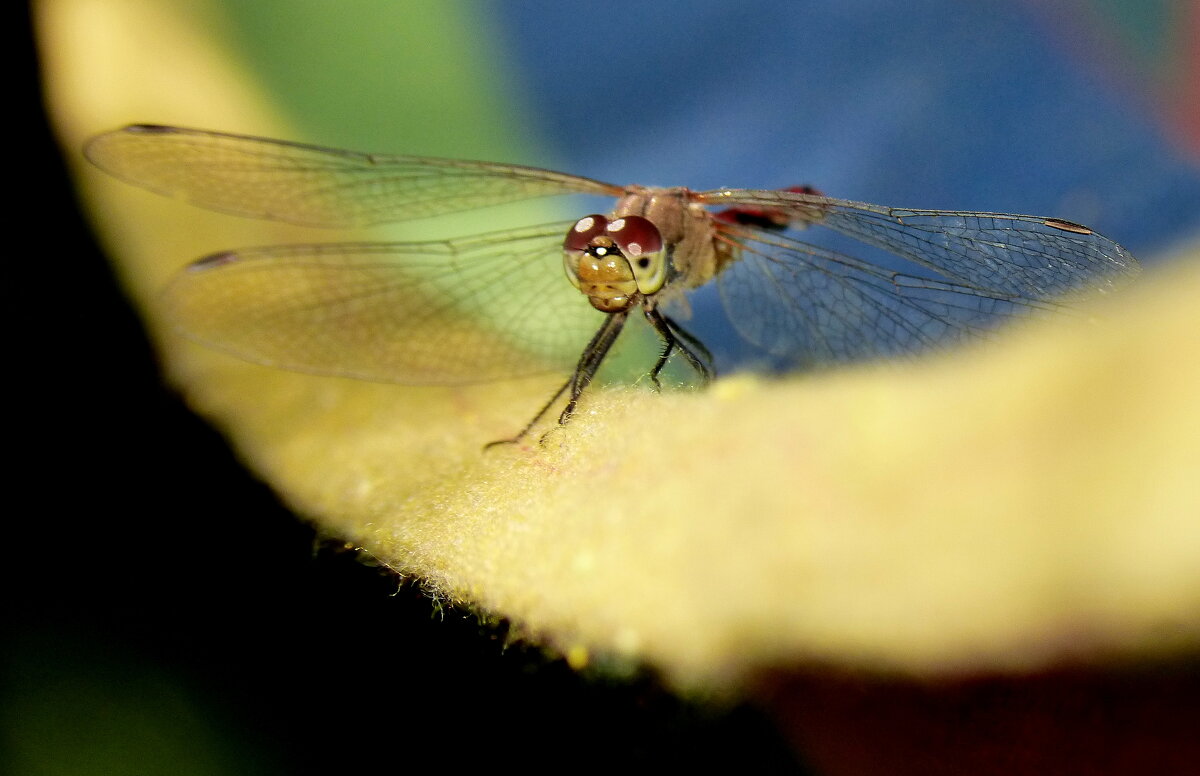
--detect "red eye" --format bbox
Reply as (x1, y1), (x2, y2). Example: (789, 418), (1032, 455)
(564, 214), (608, 252)
(606, 216), (662, 258)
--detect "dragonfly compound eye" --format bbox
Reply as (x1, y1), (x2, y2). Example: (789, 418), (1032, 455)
(606, 215), (666, 294)
(562, 214), (609, 291)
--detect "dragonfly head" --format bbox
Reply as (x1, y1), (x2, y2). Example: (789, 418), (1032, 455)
(563, 214), (667, 313)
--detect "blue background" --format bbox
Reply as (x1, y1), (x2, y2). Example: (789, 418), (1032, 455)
(483, 0), (1197, 260)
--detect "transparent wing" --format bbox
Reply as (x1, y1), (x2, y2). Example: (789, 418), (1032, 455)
(163, 222), (604, 384)
(699, 189), (1140, 300)
(714, 223), (1074, 366)
(86, 125), (622, 227)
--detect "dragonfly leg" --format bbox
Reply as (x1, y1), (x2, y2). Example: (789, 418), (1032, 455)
(644, 307), (714, 389)
(558, 312), (628, 425)
(648, 339), (674, 391)
(482, 374), (573, 450)
(486, 313), (629, 449)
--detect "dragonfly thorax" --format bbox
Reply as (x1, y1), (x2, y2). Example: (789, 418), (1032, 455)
(562, 214), (668, 313)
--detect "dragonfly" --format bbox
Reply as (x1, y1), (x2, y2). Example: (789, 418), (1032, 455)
(85, 124), (1140, 442)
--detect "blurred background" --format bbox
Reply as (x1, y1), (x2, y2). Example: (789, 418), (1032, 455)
(12, 0), (1199, 772)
